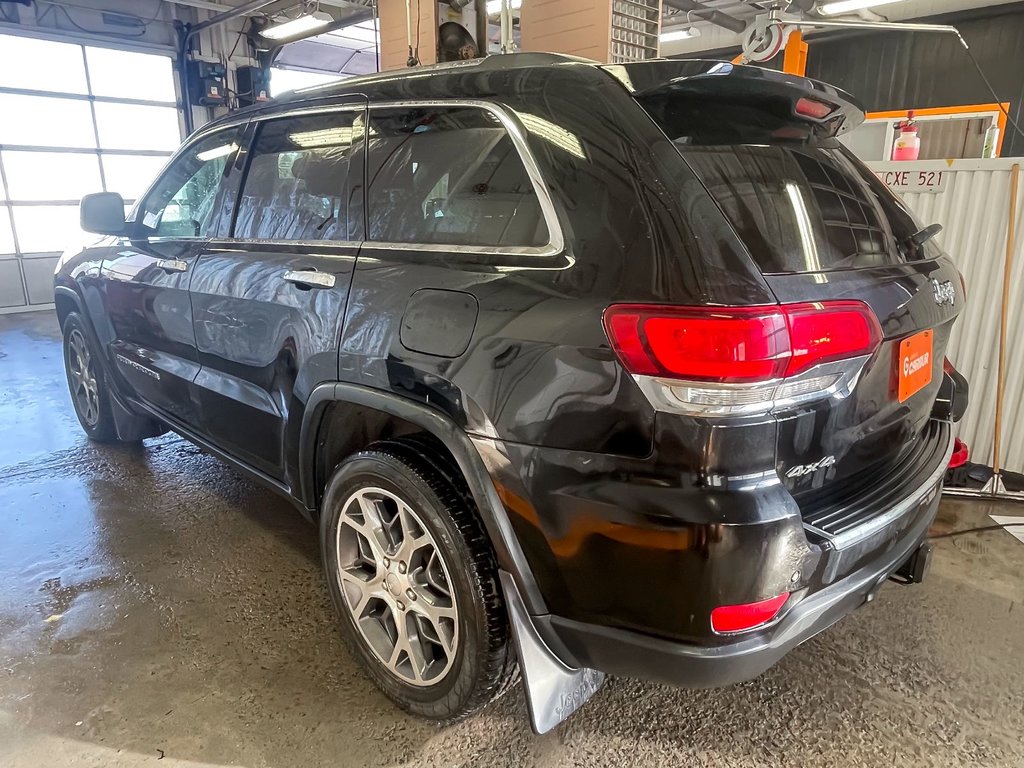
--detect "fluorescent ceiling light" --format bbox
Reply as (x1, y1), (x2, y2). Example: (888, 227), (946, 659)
(260, 10), (333, 40)
(660, 26), (701, 42)
(485, 0), (522, 15)
(196, 143), (237, 162)
(818, 0), (905, 16)
(288, 127), (354, 148)
(518, 113), (585, 159)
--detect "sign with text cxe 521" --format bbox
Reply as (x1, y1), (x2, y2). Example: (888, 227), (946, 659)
(874, 168), (950, 194)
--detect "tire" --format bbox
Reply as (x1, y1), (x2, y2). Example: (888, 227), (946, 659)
(320, 441), (517, 722)
(62, 312), (119, 442)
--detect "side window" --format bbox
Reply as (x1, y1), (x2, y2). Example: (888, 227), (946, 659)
(138, 129), (241, 239)
(234, 110), (362, 242)
(366, 106), (549, 249)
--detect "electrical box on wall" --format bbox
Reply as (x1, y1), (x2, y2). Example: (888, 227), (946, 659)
(237, 65), (271, 107)
(187, 59), (227, 106)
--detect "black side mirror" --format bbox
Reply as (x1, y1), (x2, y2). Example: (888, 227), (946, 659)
(80, 192), (127, 236)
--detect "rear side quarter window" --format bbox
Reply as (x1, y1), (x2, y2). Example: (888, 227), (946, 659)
(365, 105), (550, 251)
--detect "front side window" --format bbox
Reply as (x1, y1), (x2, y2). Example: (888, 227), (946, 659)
(366, 105), (549, 249)
(138, 129), (241, 239)
(234, 111), (362, 242)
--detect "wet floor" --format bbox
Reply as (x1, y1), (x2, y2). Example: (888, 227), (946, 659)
(1, 310), (1023, 768)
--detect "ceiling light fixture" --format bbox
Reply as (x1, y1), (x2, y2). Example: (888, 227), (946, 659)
(195, 143), (238, 162)
(660, 26), (701, 42)
(818, 0), (905, 16)
(260, 10), (333, 40)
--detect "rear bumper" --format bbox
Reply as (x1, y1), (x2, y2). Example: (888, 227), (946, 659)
(539, 478), (942, 687)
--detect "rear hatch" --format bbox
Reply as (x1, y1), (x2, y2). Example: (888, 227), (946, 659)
(614, 61), (962, 508)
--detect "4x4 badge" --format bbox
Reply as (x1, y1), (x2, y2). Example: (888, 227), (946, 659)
(786, 455), (836, 478)
(931, 278), (956, 306)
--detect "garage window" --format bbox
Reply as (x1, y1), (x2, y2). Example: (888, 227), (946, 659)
(0, 33), (180, 310)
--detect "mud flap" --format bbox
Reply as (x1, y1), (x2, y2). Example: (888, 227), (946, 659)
(499, 571), (605, 734)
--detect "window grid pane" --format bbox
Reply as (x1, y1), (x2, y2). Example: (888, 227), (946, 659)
(0, 210), (16, 254)
(85, 47), (177, 102)
(2, 151), (103, 201)
(0, 35), (88, 94)
(0, 93), (98, 148)
(0, 32), (183, 276)
(11, 205), (94, 253)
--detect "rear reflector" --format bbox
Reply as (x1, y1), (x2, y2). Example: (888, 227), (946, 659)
(949, 437), (969, 469)
(603, 302), (881, 384)
(711, 593), (790, 634)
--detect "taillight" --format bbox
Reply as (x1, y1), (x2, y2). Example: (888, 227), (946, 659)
(603, 301), (881, 415)
(711, 593), (790, 634)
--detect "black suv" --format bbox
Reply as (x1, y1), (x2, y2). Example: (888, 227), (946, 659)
(56, 55), (967, 733)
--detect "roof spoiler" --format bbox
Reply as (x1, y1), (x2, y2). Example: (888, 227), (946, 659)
(603, 60), (865, 138)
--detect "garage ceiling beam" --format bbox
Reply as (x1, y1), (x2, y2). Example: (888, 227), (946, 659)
(662, 0), (746, 33)
(189, 0), (281, 34)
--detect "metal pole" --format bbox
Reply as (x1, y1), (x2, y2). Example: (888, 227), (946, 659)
(499, 0), (513, 53)
(662, 0), (745, 34)
(993, 163), (1020, 480)
(191, 0), (280, 35)
(794, 18), (968, 49)
(474, 0), (488, 57)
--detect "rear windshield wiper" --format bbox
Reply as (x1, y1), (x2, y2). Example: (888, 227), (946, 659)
(907, 223), (942, 247)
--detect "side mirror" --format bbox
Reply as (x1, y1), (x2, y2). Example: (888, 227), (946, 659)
(80, 192), (127, 236)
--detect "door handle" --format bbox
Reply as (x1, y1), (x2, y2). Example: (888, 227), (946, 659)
(155, 258), (189, 273)
(282, 269), (336, 289)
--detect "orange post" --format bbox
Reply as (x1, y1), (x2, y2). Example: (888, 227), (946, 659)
(782, 29), (807, 76)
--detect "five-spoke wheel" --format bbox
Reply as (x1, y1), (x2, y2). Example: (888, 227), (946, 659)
(66, 327), (100, 427)
(336, 486), (458, 686)
(320, 444), (517, 722)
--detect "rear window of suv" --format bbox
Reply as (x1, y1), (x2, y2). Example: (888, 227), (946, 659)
(643, 100), (938, 273)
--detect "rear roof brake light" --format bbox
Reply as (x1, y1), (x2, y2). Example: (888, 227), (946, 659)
(795, 97), (835, 120)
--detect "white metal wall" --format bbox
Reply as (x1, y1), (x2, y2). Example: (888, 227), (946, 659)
(867, 159), (1024, 471)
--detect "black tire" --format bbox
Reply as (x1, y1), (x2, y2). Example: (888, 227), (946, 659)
(62, 312), (119, 442)
(320, 440), (517, 722)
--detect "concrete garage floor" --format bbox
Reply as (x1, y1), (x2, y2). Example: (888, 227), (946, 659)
(1, 311), (1023, 768)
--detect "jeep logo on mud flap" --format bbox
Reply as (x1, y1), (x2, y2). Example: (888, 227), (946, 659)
(785, 455), (836, 478)
(931, 278), (956, 306)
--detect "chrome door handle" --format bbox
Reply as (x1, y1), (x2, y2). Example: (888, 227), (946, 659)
(155, 258), (189, 273)
(283, 269), (335, 289)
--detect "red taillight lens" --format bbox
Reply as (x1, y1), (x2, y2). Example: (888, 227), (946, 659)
(711, 593), (790, 634)
(784, 301), (882, 377)
(603, 302), (881, 383)
(795, 97), (835, 119)
(644, 308), (789, 381)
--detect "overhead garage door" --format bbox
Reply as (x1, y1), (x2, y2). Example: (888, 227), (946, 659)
(0, 33), (182, 312)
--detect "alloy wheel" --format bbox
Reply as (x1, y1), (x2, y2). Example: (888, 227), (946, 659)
(335, 486), (459, 686)
(67, 328), (100, 427)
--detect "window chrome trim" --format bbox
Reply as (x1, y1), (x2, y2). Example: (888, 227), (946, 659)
(188, 99), (566, 257)
(363, 99), (565, 258)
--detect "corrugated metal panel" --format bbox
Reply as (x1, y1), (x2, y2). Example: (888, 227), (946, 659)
(867, 159), (1024, 471)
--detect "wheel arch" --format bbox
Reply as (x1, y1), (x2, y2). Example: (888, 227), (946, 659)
(299, 382), (546, 614)
(54, 286), (84, 330)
